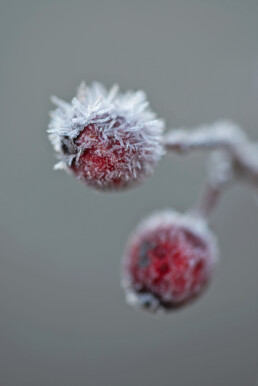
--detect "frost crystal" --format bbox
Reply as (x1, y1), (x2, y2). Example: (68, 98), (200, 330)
(48, 82), (165, 190)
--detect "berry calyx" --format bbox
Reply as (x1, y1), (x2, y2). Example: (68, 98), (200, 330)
(122, 211), (218, 312)
(48, 82), (164, 190)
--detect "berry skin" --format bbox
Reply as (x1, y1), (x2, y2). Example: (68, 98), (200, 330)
(48, 82), (164, 190)
(122, 211), (218, 312)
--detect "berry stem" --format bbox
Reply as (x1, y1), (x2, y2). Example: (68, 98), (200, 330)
(163, 121), (244, 154)
(164, 121), (258, 219)
(192, 151), (234, 220)
(163, 121), (258, 185)
(195, 181), (223, 220)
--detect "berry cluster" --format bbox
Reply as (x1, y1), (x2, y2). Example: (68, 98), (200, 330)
(48, 82), (258, 313)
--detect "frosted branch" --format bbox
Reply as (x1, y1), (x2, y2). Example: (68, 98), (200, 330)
(164, 121), (258, 219)
(164, 121), (258, 187)
(163, 121), (245, 153)
(193, 152), (235, 219)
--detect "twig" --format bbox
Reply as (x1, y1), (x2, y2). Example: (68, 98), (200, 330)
(164, 121), (258, 219)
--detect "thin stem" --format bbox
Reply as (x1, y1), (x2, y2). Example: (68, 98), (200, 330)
(164, 121), (258, 218)
(164, 121), (258, 185)
(163, 121), (245, 153)
(163, 120), (258, 220)
(196, 181), (225, 220)
(192, 151), (234, 221)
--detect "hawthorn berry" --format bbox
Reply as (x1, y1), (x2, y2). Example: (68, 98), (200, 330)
(122, 211), (218, 312)
(48, 82), (164, 190)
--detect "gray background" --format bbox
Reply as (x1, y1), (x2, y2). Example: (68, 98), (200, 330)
(0, 1), (258, 385)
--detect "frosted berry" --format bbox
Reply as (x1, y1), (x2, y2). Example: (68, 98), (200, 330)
(122, 211), (218, 312)
(48, 82), (164, 190)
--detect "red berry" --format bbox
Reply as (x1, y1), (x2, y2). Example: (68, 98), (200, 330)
(62, 116), (159, 190)
(48, 82), (164, 190)
(122, 211), (218, 312)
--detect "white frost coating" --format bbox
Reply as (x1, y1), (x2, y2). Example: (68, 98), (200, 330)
(122, 210), (219, 313)
(163, 121), (246, 153)
(164, 121), (258, 187)
(48, 82), (165, 189)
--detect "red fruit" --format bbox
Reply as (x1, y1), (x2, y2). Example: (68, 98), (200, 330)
(61, 117), (158, 190)
(48, 82), (164, 191)
(122, 211), (218, 312)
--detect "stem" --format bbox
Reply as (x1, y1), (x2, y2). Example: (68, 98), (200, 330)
(196, 181), (225, 220)
(164, 121), (258, 185)
(164, 121), (258, 220)
(163, 121), (245, 153)
(193, 151), (234, 221)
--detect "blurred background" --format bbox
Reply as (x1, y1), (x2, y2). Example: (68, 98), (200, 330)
(0, 1), (258, 385)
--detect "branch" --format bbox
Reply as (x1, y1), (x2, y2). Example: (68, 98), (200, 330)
(163, 121), (258, 186)
(193, 152), (234, 220)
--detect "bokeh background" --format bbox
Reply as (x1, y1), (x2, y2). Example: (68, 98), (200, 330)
(1, 1), (258, 385)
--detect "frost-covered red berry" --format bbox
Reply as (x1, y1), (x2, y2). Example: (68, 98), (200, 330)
(122, 211), (218, 312)
(48, 82), (164, 190)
